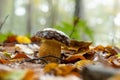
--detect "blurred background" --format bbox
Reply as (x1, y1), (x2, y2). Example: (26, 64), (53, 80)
(0, 0), (120, 47)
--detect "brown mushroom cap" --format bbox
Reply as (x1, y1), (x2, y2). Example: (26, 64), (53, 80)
(34, 28), (70, 46)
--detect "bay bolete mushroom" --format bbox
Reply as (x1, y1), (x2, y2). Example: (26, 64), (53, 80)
(34, 28), (70, 62)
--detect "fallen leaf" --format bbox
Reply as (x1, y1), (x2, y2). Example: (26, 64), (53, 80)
(75, 60), (94, 70)
(23, 70), (34, 80)
(69, 40), (92, 52)
(16, 36), (31, 44)
(65, 54), (86, 63)
(55, 64), (78, 76)
(44, 63), (80, 76)
(4, 35), (17, 43)
(44, 63), (58, 74)
(12, 53), (30, 59)
(0, 59), (10, 64)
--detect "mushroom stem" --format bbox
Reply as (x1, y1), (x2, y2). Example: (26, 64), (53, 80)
(39, 39), (61, 62)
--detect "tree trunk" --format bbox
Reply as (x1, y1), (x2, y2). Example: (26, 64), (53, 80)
(0, 0), (4, 19)
(48, 0), (58, 27)
(10, 0), (15, 32)
(26, 0), (33, 34)
(0, 0), (7, 32)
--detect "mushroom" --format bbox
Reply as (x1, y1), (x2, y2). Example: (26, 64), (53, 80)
(34, 28), (70, 62)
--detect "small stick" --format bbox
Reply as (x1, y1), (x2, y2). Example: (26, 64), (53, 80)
(0, 15), (9, 32)
(21, 55), (62, 64)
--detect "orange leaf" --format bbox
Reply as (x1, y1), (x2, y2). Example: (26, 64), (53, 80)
(23, 70), (34, 80)
(12, 53), (30, 59)
(4, 35), (17, 43)
(55, 64), (76, 76)
(0, 59), (10, 64)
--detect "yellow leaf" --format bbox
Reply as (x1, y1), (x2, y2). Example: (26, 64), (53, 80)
(16, 36), (31, 44)
(44, 63), (58, 73)
(75, 60), (93, 69)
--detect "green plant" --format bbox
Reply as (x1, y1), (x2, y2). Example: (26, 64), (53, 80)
(0, 32), (14, 43)
(0, 34), (7, 42)
(54, 19), (94, 41)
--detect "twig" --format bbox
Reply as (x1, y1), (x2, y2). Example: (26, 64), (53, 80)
(21, 58), (48, 64)
(40, 55), (62, 61)
(69, 25), (76, 37)
(69, 18), (79, 37)
(0, 15), (9, 32)
(21, 55), (62, 64)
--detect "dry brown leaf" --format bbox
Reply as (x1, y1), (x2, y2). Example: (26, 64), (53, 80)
(94, 45), (117, 57)
(105, 46), (117, 56)
(108, 56), (120, 68)
(65, 54), (86, 63)
(31, 36), (41, 43)
(69, 40), (92, 52)
(83, 50), (95, 60)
